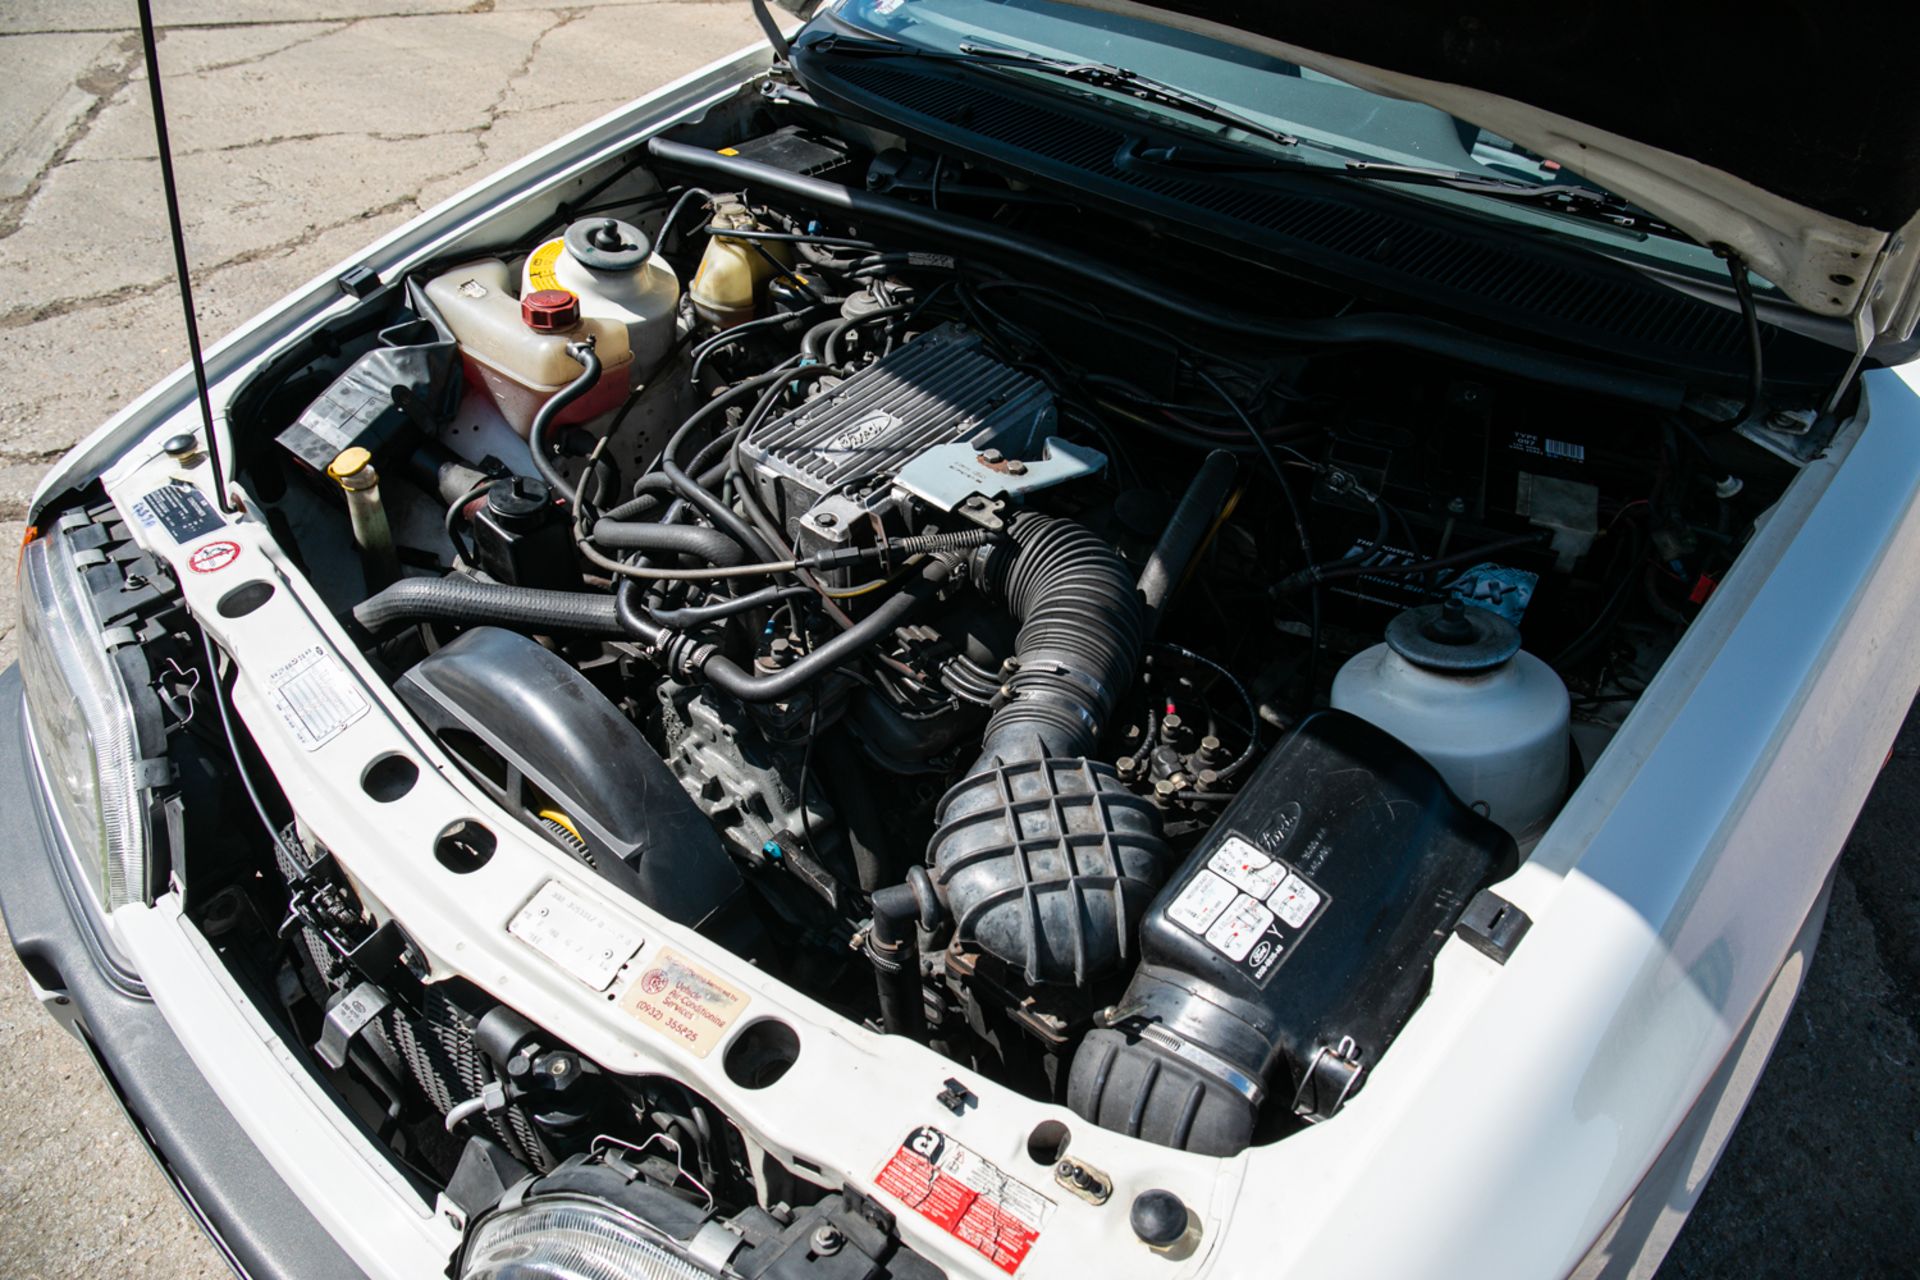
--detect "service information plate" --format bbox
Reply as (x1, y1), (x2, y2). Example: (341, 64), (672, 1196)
(509, 880), (645, 991)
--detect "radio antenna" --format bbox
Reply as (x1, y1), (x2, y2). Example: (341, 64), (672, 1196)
(136, 0), (232, 513)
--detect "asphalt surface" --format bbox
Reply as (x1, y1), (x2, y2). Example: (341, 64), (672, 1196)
(0, 5), (1914, 1278)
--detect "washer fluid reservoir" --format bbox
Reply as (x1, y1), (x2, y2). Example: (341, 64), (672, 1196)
(522, 217), (679, 385)
(1331, 598), (1569, 845)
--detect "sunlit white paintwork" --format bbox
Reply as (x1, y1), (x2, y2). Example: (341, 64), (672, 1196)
(33, 37), (1920, 1280)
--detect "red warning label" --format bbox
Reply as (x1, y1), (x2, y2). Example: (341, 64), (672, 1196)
(875, 1126), (1053, 1274)
(187, 539), (241, 574)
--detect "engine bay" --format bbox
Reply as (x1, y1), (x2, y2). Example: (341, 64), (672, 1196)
(177, 81), (1823, 1255)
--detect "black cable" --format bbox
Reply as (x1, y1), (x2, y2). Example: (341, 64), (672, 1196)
(1712, 247), (1765, 433)
(1153, 642), (1259, 780)
(1191, 363), (1323, 690)
(689, 309), (814, 382)
(200, 633), (296, 859)
(525, 341), (601, 499)
(698, 225), (881, 251)
(647, 584), (814, 627)
(443, 479), (492, 565)
(657, 186), (714, 253)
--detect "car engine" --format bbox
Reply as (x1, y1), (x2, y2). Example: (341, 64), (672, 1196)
(212, 101), (1802, 1213)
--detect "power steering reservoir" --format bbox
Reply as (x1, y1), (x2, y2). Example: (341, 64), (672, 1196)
(1331, 598), (1570, 845)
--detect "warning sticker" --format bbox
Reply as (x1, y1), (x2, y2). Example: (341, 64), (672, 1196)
(510, 880), (644, 992)
(265, 645), (368, 749)
(1208, 839), (1285, 899)
(619, 947), (748, 1058)
(1272, 872), (1322, 929)
(525, 239), (565, 293)
(1205, 893), (1275, 962)
(1171, 833), (1329, 987)
(187, 540), (242, 574)
(876, 1126), (1053, 1274)
(133, 483), (224, 544)
(1167, 869), (1237, 934)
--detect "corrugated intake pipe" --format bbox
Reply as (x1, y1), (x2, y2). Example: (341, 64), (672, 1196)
(926, 513), (1174, 987)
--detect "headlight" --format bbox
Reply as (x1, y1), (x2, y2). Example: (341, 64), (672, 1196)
(18, 520), (155, 912)
(461, 1196), (717, 1280)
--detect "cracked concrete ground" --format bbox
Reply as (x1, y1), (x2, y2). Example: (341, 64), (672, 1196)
(0, 4), (1914, 1278)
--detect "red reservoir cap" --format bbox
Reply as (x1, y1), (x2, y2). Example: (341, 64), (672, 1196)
(521, 288), (580, 332)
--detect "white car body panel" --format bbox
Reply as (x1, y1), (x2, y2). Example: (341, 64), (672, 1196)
(35, 34), (1920, 1280)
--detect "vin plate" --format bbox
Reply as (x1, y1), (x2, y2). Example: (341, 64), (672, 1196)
(509, 880), (645, 991)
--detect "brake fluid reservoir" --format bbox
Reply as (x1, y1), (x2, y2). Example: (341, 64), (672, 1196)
(689, 197), (788, 328)
(1331, 598), (1570, 845)
(521, 217), (679, 384)
(424, 259), (631, 438)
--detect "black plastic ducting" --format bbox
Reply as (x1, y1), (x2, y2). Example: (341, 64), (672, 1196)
(927, 513), (1173, 987)
(395, 627), (760, 951)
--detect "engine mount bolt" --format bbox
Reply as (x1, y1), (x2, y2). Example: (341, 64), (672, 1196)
(1006, 459), (1028, 475)
(816, 512), (838, 528)
(810, 1224), (845, 1255)
(980, 448), (1005, 464)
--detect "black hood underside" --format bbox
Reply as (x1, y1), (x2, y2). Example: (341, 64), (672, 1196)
(1092, 1), (1920, 232)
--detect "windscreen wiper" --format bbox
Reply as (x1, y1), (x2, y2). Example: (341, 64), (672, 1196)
(1128, 141), (1674, 236)
(806, 32), (1301, 151)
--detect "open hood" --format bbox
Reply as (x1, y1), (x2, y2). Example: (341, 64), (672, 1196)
(1055, 1), (1920, 345)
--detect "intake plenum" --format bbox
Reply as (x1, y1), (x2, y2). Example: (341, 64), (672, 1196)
(927, 513), (1173, 987)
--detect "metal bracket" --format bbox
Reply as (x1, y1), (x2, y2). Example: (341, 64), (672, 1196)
(894, 437), (1107, 512)
(1291, 1035), (1364, 1123)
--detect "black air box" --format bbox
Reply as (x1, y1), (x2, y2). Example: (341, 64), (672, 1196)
(1068, 711), (1515, 1155)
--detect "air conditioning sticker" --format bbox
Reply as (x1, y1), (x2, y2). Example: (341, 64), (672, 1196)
(618, 947), (748, 1059)
(1167, 833), (1329, 986)
(876, 1126), (1053, 1274)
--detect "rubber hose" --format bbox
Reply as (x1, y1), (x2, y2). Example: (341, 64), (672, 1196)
(823, 733), (896, 892)
(647, 583), (813, 627)
(968, 512), (1146, 765)
(354, 577), (620, 637)
(645, 136), (1687, 409)
(866, 881), (927, 1042)
(615, 558), (951, 701)
(527, 341), (601, 500)
(698, 558), (949, 702)
(586, 520), (746, 565)
(1138, 450), (1237, 638)
(601, 458), (731, 522)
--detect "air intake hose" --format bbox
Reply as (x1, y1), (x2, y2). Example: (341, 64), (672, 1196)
(927, 513), (1173, 987)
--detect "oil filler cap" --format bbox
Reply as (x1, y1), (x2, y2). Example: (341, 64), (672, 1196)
(1386, 598), (1520, 673)
(521, 288), (580, 332)
(564, 216), (651, 271)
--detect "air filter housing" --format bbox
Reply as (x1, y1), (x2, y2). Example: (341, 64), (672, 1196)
(738, 324), (1053, 530)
